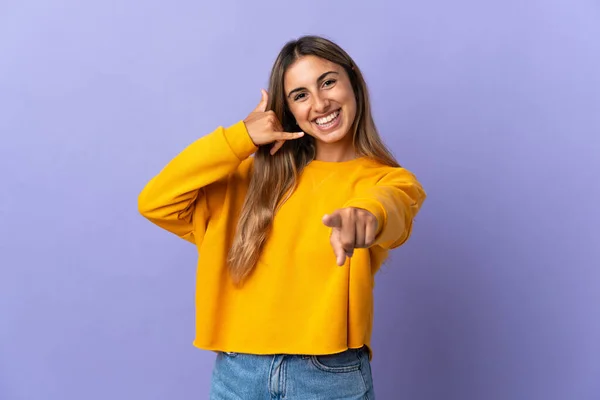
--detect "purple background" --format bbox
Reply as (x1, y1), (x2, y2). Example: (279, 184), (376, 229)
(1, 1), (599, 399)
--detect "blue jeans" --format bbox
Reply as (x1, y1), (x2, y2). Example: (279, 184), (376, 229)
(209, 346), (375, 399)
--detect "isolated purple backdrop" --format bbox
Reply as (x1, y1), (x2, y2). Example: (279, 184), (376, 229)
(1, 1), (599, 399)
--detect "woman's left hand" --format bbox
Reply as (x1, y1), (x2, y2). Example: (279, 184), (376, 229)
(322, 208), (378, 266)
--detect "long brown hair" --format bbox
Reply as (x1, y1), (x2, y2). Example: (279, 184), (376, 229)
(227, 35), (400, 285)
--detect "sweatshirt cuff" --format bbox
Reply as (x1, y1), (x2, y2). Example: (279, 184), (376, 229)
(343, 198), (387, 237)
(223, 120), (258, 160)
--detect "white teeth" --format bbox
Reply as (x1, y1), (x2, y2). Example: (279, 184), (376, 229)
(315, 110), (339, 125)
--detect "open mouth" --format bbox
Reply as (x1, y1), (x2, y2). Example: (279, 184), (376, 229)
(313, 109), (341, 131)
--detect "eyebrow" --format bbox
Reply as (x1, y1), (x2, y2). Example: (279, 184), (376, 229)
(287, 71), (339, 98)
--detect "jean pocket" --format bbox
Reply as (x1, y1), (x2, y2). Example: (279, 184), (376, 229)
(310, 349), (362, 373)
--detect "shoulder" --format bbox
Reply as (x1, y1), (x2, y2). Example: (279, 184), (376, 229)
(357, 157), (418, 182)
(229, 156), (254, 183)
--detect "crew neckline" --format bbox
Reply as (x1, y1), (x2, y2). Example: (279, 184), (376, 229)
(305, 156), (369, 169)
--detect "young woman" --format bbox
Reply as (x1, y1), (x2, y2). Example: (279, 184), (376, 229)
(138, 35), (426, 399)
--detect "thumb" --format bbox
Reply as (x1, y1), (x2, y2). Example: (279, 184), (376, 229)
(322, 212), (342, 228)
(254, 89), (269, 112)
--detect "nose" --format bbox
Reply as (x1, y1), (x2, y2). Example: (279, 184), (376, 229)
(313, 93), (330, 114)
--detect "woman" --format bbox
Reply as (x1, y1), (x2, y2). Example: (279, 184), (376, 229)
(138, 35), (426, 399)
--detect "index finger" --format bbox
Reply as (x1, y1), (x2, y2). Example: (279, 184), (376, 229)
(274, 131), (305, 140)
(329, 230), (347, 266)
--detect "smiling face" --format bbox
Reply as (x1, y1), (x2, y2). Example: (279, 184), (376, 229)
(283, 55), (357, 150)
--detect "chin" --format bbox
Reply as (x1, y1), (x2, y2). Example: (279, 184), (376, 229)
(306, 122), (350, 144)
(315, 131), (348, 144)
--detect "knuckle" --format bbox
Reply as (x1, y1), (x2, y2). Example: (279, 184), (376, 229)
(341, 239), (353, 248)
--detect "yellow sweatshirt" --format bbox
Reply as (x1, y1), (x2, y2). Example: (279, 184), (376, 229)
(138, 121), (426, 359)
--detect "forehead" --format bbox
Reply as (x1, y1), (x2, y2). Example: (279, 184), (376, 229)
(283, 55), (343, 90)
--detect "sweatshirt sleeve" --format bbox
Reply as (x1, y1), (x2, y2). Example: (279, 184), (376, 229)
(137, 120), (257, 244)
(343, 167), (426, 249)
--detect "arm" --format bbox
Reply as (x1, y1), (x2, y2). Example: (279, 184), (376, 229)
(137, 121), (257, 243)
(343, 167), (426, 249)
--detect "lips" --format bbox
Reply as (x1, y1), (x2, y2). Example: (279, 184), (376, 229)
(313, 109), (342, 132)
(314, 110), (340, 126)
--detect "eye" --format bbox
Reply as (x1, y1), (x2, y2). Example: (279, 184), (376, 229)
(293, 92), (307, 101)
(323, 79), (337, 88)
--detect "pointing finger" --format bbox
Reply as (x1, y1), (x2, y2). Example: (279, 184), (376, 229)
(275, 131), (304, 140)
(329, 230), (347, 266)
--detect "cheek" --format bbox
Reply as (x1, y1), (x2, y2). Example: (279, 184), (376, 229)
(343, 94), (357, 121)
(349, 90), (358, 116)
(349, 99), (357, 119)
(289, 104), (311, 124)
(337, 85), (357, 112)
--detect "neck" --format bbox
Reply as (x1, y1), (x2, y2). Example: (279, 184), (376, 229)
(314, 134), (356, 162)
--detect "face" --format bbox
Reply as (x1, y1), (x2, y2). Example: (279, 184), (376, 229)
(283, 55), (357, 145)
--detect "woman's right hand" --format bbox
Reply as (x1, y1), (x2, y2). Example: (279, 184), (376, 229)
(243, 89), (304, 155)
